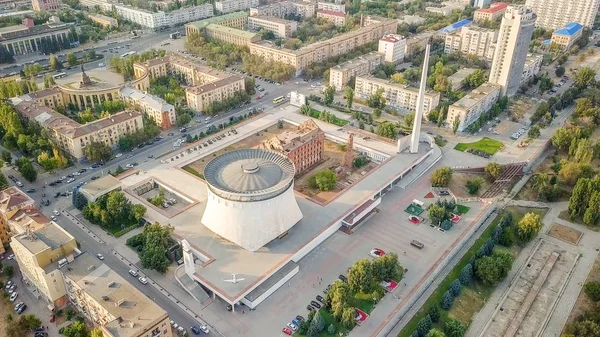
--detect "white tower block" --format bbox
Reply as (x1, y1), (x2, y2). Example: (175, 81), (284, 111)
(410, 43), (431, 154)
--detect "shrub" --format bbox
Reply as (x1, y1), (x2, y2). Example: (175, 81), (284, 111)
(416, 315), (432, 337)
(449, 279), (461, 297)
(499, 227), (515, 246)
(585, 281), (600, 301)
(459, 263), (473, 286)
(327, 323), (336, 335)
(445, 318), (466, 337)
(428, 305), (440, 323)
(440, 291), (453, 310)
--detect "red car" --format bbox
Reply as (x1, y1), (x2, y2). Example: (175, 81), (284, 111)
(282, 327), (293, 335)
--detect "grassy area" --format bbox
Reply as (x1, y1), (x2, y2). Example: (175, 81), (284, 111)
(455, 204), (471, 215)
(308, 108), (349, 127)
(317, 309), (350, 337)
(454, 137), (504, 155)
(182, 166), (204, 180)
(434, 136), (447, 147)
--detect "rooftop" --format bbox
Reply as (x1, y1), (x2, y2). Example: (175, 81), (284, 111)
(332, 52), (383, 71)
(317, 10), (345, 17)
(554, 22), (584, 36)
(0, 186), (34, 213)
(476, 2), (508, 13)
(28, 87), (60, 99)
(0, 21), (70, 41)
(451, 82), (502, 110)
(265, 119), (323, 152)
(249, 15), (295, 24)
(359, 76), (439, 97)
(205, 23), (259, 39)
(119, 86), (174, 112)
(79, 175), (122, 201)
(8, 205), (50, 233)
(380, 34), (404, 43)
(187, 74), (243, 94)
(15, 221), (74, 255)
(63, 253), (168, 337)
(186, 11), (248, 30)
(439, 19), (472, 34)
(72, 110), (142, 138)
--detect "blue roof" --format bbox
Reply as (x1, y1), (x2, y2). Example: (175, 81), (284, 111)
(543, 39), (551, 45)
(439, 19), (472, 34)
(554, 22), (583, 36)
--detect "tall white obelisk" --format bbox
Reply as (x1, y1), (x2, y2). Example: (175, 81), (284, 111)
(410, 43), (431, 154)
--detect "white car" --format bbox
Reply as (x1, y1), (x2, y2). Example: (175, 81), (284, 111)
(96, 254), (104, 260)
(138, 277), (148, 285)
(15, 181), (22, 187)
(66, 178), (75, 183)
(7, 254), (14, 260)
(53, 210), (60, 216)
(74, 171), (81, 176)
(126, 164), (134, 168)
(115, 153), (123, 158)
(199, 325), (210, 333)
(51, 216), (57, 221)
(128, 269), (139, 277)
(287, 323), (298, 331)
(9, 292), (18, 302)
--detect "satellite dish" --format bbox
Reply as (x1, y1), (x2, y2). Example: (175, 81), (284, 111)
(224, 273), (245, 284)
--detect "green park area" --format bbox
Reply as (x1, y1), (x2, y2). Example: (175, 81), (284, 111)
(454, 137), (504, 155)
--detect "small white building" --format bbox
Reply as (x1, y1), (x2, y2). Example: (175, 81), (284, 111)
(317, 1), (345, 13)
(103, 3), (213, 29)
(520, 53), (543, 85)
(216, 0), (259, 13)
(445, 82), (501, 132)
(378, 34), (406, 63)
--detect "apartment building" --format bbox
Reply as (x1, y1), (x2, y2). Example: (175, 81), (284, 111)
(354, 76), (441, 114)
(473, 2), (509, 23)
(489, 5), (536, 96)
(405, 31), (434, 57)
(119, 86), (176, 130)
(205, 24), (260, 46)
(329, 52), (384, 91)
(103, 3), (213, 29)
(446, 82), (501, 132)
(521, 53), (543, 85)
(378, 34), (405, 63)
(185, 11), (248, 36)
(10, 222), (77, 308)
(31, 0), (59, 12)
(215, 0), (259, 14)
(23, 88), (64, 109)
(186, 75), (245, 112)
(249, 18), (397, 74)
(438, 18), (472, 36)
(0, 187), (35, 253)
(551, 22), (584, 51)
(448, 68), (478, 91)
(248, 16), (297, 38)
(318, 1), (345, 13)
(63, 253), (174, 337)
(444, 26), (498, 63)
(525, 0), (600, 30)
(316, 10), (346, 26)
(250, 2), (293, 17)
(293, 2), (317, 18)
(0, 18), (72, 56)
(261, 119), (324, 175)
(79, 0), (115, 9)
(473, 0), (491, 8)
(87, 14), (118, 28)
(13, 100), (143, 160)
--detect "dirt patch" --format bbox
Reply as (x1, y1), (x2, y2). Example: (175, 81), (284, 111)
(447, 172), (490, 198)
(508, 96), (535, 121)
(563, 255), (600, 332)
(548, 223), (583, 245)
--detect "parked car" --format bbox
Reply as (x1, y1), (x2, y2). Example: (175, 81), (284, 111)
(9, 292), (18, 302)
(282, 327), (293, 335)
(96, 254), (104, 260)
(16, 304), (27, 314)
(316, 295), (325, 303)
(306, 305), (314, 311)
(338, 275), (348, 283)
(138, 277), (148, 285)
(286, 323), (298, 331)
(128, 269), (139, 277)
(25, 188), (35, 193)
(14, 302), (24, 311)
(310, 301), (321, 309)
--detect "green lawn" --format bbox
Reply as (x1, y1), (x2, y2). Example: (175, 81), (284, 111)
(454, 137), (504, 155)
(455, 204), (471, 215)
(308, 109), (349, 127)
(182, 166), (204, 179)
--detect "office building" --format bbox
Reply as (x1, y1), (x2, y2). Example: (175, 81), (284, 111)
(120, 86), (176, 130)
(426, 1), (467, 16)
(0, 17), (72, 56)
(10, 222), (77, 308)
(31, 0), (59, 12)
(318, 1), (345, 13)
(316, 10), (346, 26)
(446, 82), (501, 131)
(248, 16), (297, 38)
(185, 11), (248, 36)
(215, 0), (259, 14)
(63, 253), (174, 337)
(205, 24), (260, 46)
(87, 13), (119, 28)
(329, 52), (384, 91)
(260, 119), (324, 175)
(488, 5), (536, 96)
(551, 22), (584, 51)
(103, 3), (213, 29)
(354, 76), (440, 114)
(524, 0), (600, 30)
(292, 2), (317, 18)
(473, 2), (509, 23)
(444, 26), (498, 63)
(250, 1), (315, 18)
(521, 53), (543, 85)
(249, 18), (397, 74)
(378, 34), (405, 63)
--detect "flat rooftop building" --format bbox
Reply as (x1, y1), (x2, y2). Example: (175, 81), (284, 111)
(446, 82), (502, 132)
(355, 76), (441, 114)
(79, 175), (122, 202)
(448, 68), (478, 91)
(120, 86), (176, 130)
(329, 52), (384, 90)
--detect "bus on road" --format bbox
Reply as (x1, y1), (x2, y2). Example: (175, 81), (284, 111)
(120, 51), (137, 58)
(272, 96), (285, 104)
(53, 72), (67, 79)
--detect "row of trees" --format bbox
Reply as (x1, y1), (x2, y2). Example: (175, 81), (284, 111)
(118, 116), (161, 152)
(204, 91), (251, 116)
(126, 222), (174, 273)
(81, 190), (146, 230)
(108, 49), (166, 80)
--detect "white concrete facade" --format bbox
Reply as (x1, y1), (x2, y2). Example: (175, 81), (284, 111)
(103, 3), (213, 29)
(444, 26), (497, 63)
(378, 34), (406, 63)
(354, 76), (440, 114)
(216, 0), (260, 14)
(317, 2), (345, 13)
(445, 82), (502, 131)
(520, 53), (543, 85)
(525, 0), (600, 29)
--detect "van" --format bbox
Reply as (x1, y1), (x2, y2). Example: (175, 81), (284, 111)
(410, 240), (424, 249)
(58, 258), (68, 268)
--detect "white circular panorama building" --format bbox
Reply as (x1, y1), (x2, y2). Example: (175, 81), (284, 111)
(201, 149), (303, 252)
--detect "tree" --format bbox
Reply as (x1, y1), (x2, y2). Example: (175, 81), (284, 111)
(428, 203), (448, 226)
(49, 53), (63, 70)
(417, 315), (433, 337)
(328, 281), (351, 320)
(300, 104), (311, 115)
(571, 320), (600, 337)
(367, 88), (386, 109)
(466, 178), (483, 195)
(44, 74), (56, 89)
(373, 108), (382, 119)
(555, 66), (565, 77)
(574, 67), (596, 88)
(341, 307), (356, 329)
(464, 69), (485, 89)
(1, 150), (11, 164)
(584, 191), (600, 226)
(452, 118), (460, 134)
(84, 141), (112, 163)
(311, 310), (325, 332)
(348, 259), (375, 293)
(449, 279), (461, 297)
(327, 324), (336, 335)
(323, 85), (335, 106)
(372, 252), (402, 281)
(345, 86), (354, 109)
(16, 158), (37, 182)
(584, 281), (600, 301)
(0, 173), (7, 189)
(91, 328), (104, 337)
(404, 112), (415, 129)
(3, 265), (13, 277)
(313, 169), (337, 191)
(444, 319), (465, 337)
(428, 305), (440, 323)
(67, 53), (78, 66)
(62, 320), (88, 337)
(531, 173), (551, 200)
(430, 166), (453, 187)
(517, 212), (543, 241)
(474, 251), (514, 285)
(440, 291), (453, 310)
(458, 263), (473, 286)
(484, 162), (503, 180)
(528, 125), (541, 139)
(86, 49), (96, 61)
(376, 122), (399, 139)
(570, 178), (592, 219)
(427, 329), (445, 337)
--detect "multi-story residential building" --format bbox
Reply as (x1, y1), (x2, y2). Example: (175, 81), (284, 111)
(31, 0), (59, 12)
(249, 18), (397, 74)
(329, 52), (384, 91)
(521, 53), (543, 85)
(448, 68), (478, 91)
(444, 26), (497, 63)
(316, 10), (346, 26)
(525, 0), (600, 30)
(551, 22), (584, 51)
(378, 34), (405, 63)
(0, 17), (73, 56)
(0, 187), (36, 253)
(87, 14), (119, 28)
(426, 2), (467, 16)
(473, 2), (509, 23)
(10, 221), (77, 308)
(292, 2), (317, 18)
(103, 3), (213, 29)
(318, 1), (345, 13)
(63, 252), (174, 337)
(248, 16), (297, 38)
(205, 24), (260, 46)
(250, 2), (293, 17)
(438, 19), (472, 36)
(261, 119), (325, 175)
(80, 0), (115, 9)
(473, 0), (491, 8)
(215, 0), (259, 14)
(404, 31), (434, 57)
(185, 11), (248, 36)
(445, 82), (501, 131)
(186, 75), (246, 112)
(489, 5), (536, 96)
(23, 88), (64, 109)
(119, 87), (176, 130)
(13, 100), (143, 160)
(354, 76), (441, 114)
